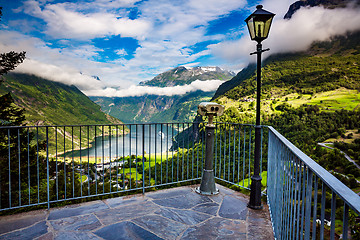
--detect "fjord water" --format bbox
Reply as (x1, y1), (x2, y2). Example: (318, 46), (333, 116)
(79, 124), (178, 159)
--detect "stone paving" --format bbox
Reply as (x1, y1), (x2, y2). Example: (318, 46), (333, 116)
(0, 184), (274, 240)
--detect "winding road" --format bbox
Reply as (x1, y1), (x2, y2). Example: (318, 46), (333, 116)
(317, 142), (360, 170)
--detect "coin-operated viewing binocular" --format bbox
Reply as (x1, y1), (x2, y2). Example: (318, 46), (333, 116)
(196, 102), (225, 196)
(197, 102), (225, 126)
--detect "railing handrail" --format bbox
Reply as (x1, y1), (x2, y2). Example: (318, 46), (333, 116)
(0, 122), (202, 129)
(268, 126), (360, 215)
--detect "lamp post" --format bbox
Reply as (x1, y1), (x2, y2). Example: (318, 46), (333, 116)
(245, 5), (275, 209)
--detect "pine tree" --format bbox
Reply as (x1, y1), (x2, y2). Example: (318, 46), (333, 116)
(0, 6), (26, 126)
(0, 6), (47, 209)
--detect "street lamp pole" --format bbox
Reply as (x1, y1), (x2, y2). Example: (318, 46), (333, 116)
(245, 5), (275, 210)
(248, 43), (268, 209)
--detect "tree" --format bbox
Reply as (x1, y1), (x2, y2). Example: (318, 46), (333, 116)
(0, 7), (26, 81)
(0, 6), (26, 125)
(0, 6), (46, 209)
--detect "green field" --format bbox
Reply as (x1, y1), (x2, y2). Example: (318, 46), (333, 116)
(217, 87), (360, 124)
(238, 171), (267, 190)
(286, 88), (360, 111)
(122, 168), (143, 181)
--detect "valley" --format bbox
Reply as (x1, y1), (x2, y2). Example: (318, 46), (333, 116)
(1, 0), (360, 237)
(92, 66), (235, 123)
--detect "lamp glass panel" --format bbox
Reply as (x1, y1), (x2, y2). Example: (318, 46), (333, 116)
(263, 18), (273, 38)
(254, 20), (265, 38)
(247, 17), (255, 40)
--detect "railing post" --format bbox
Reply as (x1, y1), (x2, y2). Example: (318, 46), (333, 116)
(196, 122), (219, 195)
(142, 124), (145, 194)
(46, 127), (50, 210)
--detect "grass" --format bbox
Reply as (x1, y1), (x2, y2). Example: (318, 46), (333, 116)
(270, 88), (360, 113)
(122, 168), (143, 181)
(217, 87), (360, 124)
(325, 129), (360, 144)
(293, 88), (360, 111)
(74, 173), (88, 183)
(140, 152), (175, 169)
(238, 171), (267, 190)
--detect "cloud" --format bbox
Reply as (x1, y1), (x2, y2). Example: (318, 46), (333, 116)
(84, 79), (225, 97)
(21, 0), (151, 40)
(7, 0), (359, 99)
(267, 6), (360, 54)
(115, 49), (127, 56)
(14, 59), (105, 91)
(3, 0), (249, 91)
(210, 5), (360, 64)
(260, 0), (294, 18)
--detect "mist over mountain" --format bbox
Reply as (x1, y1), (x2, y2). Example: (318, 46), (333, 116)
(0, 73), (121, 126)
(91, 66), (234, 123)
(284, 0), (360, 19)
(139, 66), (235, 87)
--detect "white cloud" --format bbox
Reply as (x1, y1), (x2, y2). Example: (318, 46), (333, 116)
(84, 79), (225, 97)
(5, 0), (359, 99)
(259, 0), (294, 19)
(210, 5), (360, 64)
(5, 0), (249, 91)
(115, 49), (127, 56)
(21, 0), (151, 40)
(15, 59), (105, 91)
(267, 6), (360, 54)
(92, 0), (141, 9)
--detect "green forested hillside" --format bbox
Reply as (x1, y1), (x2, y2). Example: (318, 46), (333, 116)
(211, 31), (360, 192)
(215, 31), (360, 121)
(92, 91), (212, 123)
(0, 73), (124, 154)
(0, 73), (121, 126)
(224, 53), (359, 100)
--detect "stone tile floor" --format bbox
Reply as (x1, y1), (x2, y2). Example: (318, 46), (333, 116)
(0, 184), (274, 240)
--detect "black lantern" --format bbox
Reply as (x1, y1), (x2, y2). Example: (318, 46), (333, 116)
(245, 5), (275, 43)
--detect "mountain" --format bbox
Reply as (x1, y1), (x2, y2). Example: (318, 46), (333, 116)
(284, 0), (360, 19)
(92, 66), (234, 123)
(139, 66), (235, 87)
(0, 73), (121, 126)
(212, 64), (256, 100)
(216, 31), (360, 120)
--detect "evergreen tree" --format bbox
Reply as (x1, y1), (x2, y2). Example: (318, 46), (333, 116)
(0, 6), (26, 126)
(0, 6), (47, 208)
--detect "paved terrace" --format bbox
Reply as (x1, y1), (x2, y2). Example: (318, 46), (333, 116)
(0, 185), (274, 240)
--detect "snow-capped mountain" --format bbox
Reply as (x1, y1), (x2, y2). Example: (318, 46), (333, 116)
(139, 66), (235, 87)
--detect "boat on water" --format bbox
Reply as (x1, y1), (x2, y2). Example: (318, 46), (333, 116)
(158, 131), (165, 139)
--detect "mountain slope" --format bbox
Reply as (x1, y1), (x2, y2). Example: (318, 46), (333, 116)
(0, 73), (121, 126)
(92, 91), (212, 123)
(213, 29), (360, 108)
(139, 66), (234, 87)
(212, 63), (256, 100)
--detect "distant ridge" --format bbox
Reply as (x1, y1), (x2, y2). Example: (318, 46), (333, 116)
(139, 66), (235, 87)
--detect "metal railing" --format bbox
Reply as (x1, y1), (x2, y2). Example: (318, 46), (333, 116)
(213, 122), (266, 191)
(267, 126), (360, 240)
(0, 122), (260, 211)
(1, 122), (359, 239)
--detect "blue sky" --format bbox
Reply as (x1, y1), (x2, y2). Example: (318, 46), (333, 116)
(0, 0), (359, 97)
